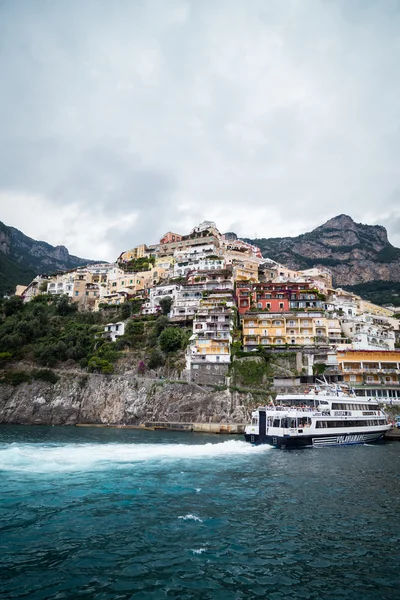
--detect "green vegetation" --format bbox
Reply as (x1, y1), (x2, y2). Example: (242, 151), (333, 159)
(343, 281), (400, 307)
(0, 220), (99, 296)
(159, 296), (173, 316)
(0, 250), (36, 296)
(230, 356), (274, 387)
(0, 294), (191, 377)
(119, 256), (155, 272)
(159, 327), (186, 353)
(0, 368), (59, 386)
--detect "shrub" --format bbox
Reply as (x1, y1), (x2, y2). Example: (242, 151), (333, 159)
(87, 357), (114, 374)
(32, 369), (60, 384)
(148, 348), (164, 369)
(159, 327), (184, 353)
(4, 296), (23, 317)
(159, 296), (173, 316)
(0, 371), (31, 386)
(0, 351), (13, 366)
(138, 361), (146, 374)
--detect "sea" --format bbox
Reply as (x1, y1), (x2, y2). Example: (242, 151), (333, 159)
(0, 426), (399, 600)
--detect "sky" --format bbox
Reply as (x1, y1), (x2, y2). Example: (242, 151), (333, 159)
(1, 0), (400, 261)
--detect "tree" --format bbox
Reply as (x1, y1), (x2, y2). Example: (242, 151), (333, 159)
(4, 296), (23, 317)
(159, 327), (184, 353)
(153, 315), (169, 336)
(148, 348), (164, 369)
(120, 302), (131, 320)
(159, 296), (173, 316)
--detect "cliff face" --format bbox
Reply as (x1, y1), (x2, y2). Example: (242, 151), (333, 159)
(248, 214), (400, 286)
(0, 374), (252, 426)
(0, 220), (100, 295)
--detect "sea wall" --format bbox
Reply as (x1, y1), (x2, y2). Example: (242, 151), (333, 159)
(0, 373), (261, 426)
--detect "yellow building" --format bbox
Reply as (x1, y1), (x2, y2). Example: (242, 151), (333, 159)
(357, 299), (394, 317)
(232, 259), (259, 283)
(337, 349), (400, 386)
(15, 285), (28, 296)
(119, 244), (148, 262)
(242, 312), (328, 350)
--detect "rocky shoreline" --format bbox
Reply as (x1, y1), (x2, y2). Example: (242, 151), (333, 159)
(0, 372), (258, 427)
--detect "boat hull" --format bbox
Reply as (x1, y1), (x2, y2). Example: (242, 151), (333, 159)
(244, 429), (388, 448)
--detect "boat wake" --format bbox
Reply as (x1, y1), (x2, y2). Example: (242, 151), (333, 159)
(0, 439), (271, 473)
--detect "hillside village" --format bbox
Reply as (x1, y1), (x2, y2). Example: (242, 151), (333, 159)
(13, 220), (400, 403)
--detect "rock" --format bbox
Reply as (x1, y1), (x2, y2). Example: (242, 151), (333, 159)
(0, 374), (257, 426)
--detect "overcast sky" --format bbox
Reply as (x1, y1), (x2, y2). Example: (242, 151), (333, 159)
(1, 0), (400, 261)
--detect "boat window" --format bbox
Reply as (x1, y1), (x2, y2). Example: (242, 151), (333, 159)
(251, 417), (258, 426)
(298, 417), (312, 427)
(273, 419), (280, 427)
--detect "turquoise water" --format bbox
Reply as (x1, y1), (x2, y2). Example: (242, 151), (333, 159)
(1, 426), (399, 600)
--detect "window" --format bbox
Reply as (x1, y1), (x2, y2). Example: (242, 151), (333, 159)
(274, 320), (281, 326)
(267, 303), (271, 309)
(75, 291), (79, 296)
(350, 375), (356, 382)
(279, 303), (284, 309)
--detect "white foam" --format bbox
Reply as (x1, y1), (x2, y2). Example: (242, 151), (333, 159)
(178, 514), (203, 522)
(195, 488), (201, 493)
(0, 439), (271, 473)
(191, 548), (206, 554)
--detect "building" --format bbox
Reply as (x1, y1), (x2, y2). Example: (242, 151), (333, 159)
(242, 312), (328, 350)
(118, 245), (149, 262)
(236, 281), (324, 315)
(141, 284), (179, 316)
(337, 349), (400, 401)
(159, 232), (182, 244)
(340, 314), (396, 351)
(103, 322), (125, 342)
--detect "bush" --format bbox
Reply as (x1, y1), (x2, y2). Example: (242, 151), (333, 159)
(159, 327), (184, 353)
(4, 296), (23, 317)
(148, 348), (165, 369)
(0, 371), (31, 386)
(0, 351), (13, 366)
(159, 296), (173, 316)
(87, 357), (114, 374)
(32, 369), (60, 384)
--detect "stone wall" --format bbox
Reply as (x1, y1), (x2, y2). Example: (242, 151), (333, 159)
(189, 362), (229, 385)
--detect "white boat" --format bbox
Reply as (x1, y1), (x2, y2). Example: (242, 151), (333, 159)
(244, 382), (391, 448)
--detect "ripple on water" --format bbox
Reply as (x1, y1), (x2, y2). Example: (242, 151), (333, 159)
(0, 427), (399, 600)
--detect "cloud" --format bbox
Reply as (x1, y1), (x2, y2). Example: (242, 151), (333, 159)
(1, 0), (400, 260)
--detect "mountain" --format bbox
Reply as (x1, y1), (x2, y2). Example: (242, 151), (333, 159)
(0, 221), (98, 296)
(246, 214), (400, 303)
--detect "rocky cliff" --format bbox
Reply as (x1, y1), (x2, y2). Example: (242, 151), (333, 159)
(0, 373), (254, 426)
(0, 221), (100, 295)
(247, 214), (400, 286)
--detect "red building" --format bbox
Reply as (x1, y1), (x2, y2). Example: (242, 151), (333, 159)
(236, 281), (322, 314)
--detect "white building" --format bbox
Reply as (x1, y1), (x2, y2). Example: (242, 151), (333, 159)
(340, 315), (395, 351)
(47, 273), (75, 297)
(141, 284), (179, 316)
(103, 321), (125, 342)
